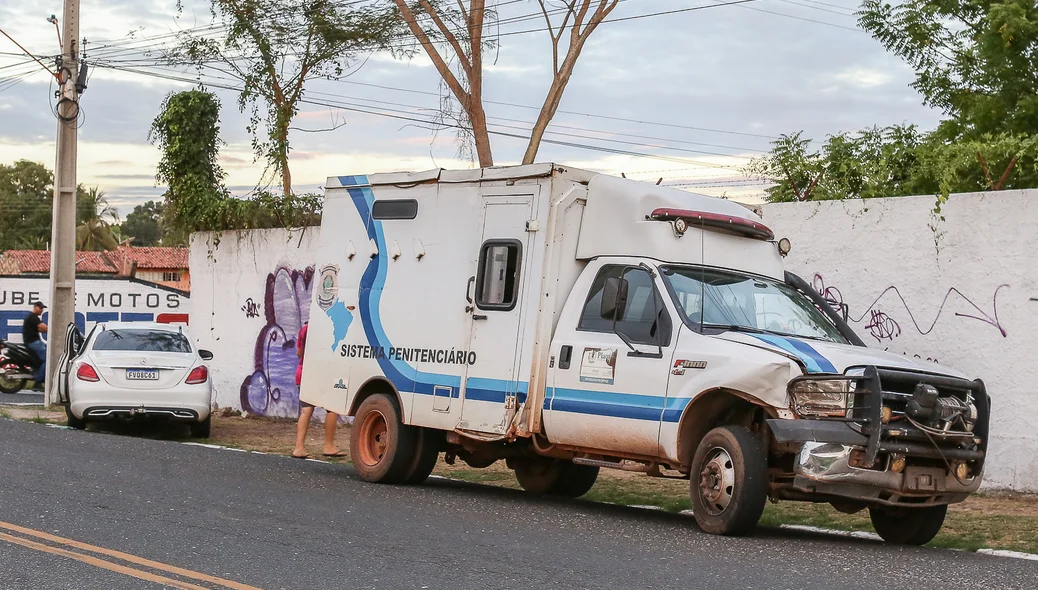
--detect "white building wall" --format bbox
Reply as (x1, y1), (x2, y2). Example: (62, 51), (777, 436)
(189, 228), (320, 418)
(763, 190), (1038, 491)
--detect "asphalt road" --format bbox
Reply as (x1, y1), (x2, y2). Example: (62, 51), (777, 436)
(0, 391), (44, 405)
(0, 419), (1034, 590)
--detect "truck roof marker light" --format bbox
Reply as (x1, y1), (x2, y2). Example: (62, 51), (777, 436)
(648, 208), (775, 241)
(369, 238), (379, 259)
(391, 240), (402, 260)
(347, 241), (357, 261)
(778, 237), (792, 257)
(414, 239), (426, 260)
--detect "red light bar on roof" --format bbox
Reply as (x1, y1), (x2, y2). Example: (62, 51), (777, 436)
(649, 208), (775, 241)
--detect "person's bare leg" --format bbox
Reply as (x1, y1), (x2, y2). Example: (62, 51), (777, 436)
(323, 412), (342, 455)
(293, 405), (316, 458)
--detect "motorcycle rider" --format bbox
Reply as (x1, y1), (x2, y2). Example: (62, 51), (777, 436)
(22, 302), (47, 392)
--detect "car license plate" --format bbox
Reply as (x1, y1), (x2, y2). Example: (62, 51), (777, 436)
(126, 369), (159, 381)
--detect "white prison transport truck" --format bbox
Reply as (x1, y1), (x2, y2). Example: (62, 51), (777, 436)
(300, 164), (990, 541)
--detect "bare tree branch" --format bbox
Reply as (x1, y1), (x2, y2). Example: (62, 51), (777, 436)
(522, 0), (619, 164)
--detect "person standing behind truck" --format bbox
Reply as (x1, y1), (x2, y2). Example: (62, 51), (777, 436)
(22, 302), (48, 392)
(292, 322), (347, 459)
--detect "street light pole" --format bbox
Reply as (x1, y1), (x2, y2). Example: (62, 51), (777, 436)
(46, 0), (80, 408)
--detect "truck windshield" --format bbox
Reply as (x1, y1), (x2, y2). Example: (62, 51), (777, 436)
(659, 266), (847, 343)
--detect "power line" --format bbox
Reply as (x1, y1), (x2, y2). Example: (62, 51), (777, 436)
(734, 0), (863, 31)
(771, 0), (856, 17)
(96, 62), (745, 169)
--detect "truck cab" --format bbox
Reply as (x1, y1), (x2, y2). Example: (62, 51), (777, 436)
(300, 164), (989, 542)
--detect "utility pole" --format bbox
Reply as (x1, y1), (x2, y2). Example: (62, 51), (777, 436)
(45, 0), (80, 408)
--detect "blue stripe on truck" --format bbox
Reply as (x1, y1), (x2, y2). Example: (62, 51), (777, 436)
(547, 388), (692, 423)
(746, 333), (837, 373)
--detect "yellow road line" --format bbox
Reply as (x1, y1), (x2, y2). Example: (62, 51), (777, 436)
(0, 532), (210, 590)
(0, 520), (263, 590)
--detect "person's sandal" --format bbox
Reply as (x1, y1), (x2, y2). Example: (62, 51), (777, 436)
(291, 453), (311, 459)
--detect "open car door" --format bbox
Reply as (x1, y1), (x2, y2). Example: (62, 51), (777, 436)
(55, 322), (84, 405)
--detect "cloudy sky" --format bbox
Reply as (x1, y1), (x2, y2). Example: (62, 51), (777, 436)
(0, 0), (939, 218)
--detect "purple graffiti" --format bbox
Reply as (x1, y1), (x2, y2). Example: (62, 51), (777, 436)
(239, 266), (314, 417)
(814, 274), (1009, 338)
(865, 309), (901, 342)
(812, 274), (848, 321)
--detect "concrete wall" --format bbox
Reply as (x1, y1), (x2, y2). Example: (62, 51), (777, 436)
(763, 190), (1038, 491)
(189, 228), (320, 418)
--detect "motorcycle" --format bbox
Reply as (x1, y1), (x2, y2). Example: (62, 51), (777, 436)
(0, 339), (39, 394)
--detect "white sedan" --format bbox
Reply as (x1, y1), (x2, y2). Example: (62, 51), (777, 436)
(63, 322), (214, 438)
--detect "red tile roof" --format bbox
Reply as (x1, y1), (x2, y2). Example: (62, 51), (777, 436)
(0, 250), (117, 274)
(1, 247), (189, 275)
(108, 246), (189, 271)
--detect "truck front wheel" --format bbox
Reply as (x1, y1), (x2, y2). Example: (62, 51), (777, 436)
(514, 458), (599, 498)
(689, 426), (768, 536)
(869, 504), (947, 545)
(350, 394), (419, 484)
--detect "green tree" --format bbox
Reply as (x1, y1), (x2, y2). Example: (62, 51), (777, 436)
(858, 0), (1038, 141)
(149, 89), (231, 236)
(149, 89), (321, 240)
(745, 126), (930, 203)
(122, 201), (165, 246)
(75, 187), (120, 251)
(169, 0), (396, 196)
(0, 160), (54, 250)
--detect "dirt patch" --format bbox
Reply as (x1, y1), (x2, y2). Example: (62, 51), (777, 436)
(1, 406), (64, 422)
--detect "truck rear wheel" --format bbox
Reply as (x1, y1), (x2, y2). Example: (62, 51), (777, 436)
(689, 426), (768, 536)
(402, 427), (443, 485)
(869, 504), (947, 545)
(350, 394), (419, 484)
(514, 458), (599, 498)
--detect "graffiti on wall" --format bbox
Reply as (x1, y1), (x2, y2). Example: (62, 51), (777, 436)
(813, 274), (1009, 343)
(239, 266), (314, 417)
(241, 298), (261, 318)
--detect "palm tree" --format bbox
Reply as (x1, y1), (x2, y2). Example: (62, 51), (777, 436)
(76, 187), (120, 251)
(16, 235), (48, 250)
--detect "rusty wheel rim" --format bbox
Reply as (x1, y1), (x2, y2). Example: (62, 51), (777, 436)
(357, 409), (389, 467)
(698, 447), (735, 516)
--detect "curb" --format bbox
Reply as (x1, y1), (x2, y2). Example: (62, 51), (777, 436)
(976, 549), (1038, 561)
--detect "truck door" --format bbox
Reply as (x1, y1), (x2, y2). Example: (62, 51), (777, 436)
(458, 191), (537, 434)
(545, 263), (676, 458)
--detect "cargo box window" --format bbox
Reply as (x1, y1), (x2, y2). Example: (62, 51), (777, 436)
(371, 199), (418, 220)
(475, 240), (522, 311)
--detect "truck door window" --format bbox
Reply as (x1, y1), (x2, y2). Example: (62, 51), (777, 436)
(475, 240), (522, 311)
(578, 265), (671, 346)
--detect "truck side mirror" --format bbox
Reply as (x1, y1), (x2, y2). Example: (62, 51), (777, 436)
(199, 349), (214, 361)
(600, 277), (629, 321)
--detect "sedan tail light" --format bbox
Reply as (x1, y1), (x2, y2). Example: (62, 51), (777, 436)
(185, 365), (208, 385)
(76, 363), (100, 382)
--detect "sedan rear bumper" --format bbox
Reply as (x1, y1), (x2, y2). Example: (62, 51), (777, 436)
(81, 406), (203, 421)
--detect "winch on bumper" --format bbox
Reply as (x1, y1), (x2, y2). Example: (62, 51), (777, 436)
(766, 366), (991, 506)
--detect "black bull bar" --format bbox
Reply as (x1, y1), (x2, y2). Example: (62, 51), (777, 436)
(767, 366), (991, 469)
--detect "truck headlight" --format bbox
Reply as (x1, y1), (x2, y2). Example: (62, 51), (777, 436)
(789, 379), (856, 417)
